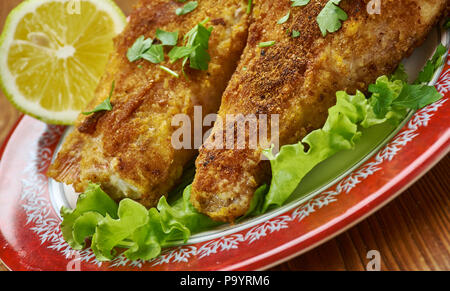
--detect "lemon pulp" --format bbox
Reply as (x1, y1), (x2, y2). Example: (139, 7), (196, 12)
(0, 0), (126, 124)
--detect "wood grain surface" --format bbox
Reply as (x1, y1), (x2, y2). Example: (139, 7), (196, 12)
(0, 0), (448, 271)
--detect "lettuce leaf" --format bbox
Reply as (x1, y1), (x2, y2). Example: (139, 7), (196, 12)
(261, 73), (444, 212)
(62, 184), (219, 262)
(60, 184), (118, 250)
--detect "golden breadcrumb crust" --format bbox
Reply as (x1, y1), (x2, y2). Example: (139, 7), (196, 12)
(47, 0), (250, 207)
(191, 0), (448, 222)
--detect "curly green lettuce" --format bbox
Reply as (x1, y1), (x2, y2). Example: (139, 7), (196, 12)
(61, 184), (219, 262)
(260, 74), (442, 212)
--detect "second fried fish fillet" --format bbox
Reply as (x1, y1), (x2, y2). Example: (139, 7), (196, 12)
(191, 0), (448, 222)
(47, 0), (250, 207)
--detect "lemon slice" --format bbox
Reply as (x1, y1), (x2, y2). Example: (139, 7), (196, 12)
(0, 0), (126, 124)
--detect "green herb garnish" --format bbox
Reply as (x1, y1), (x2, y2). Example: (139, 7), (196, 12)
(291, 0), (310, 7)
(126, 36), (153, 62)
(127, 30), (178, 64)
(390, 63), (408, 83)
(415, 44), (447, 85)
(247, 0), (252, 14)
(317, 0), (348, 36)
(258, 41), (276, 48)
(159, 65), (180, 78)
(141, 44), (165, 64)
(277, 11), (291, 24)
(168, 19), (213, 72)
(82, 81), (115, 115)
(176, 1), (198, 16)
(168, 46), (197, 62)
(292, 30), (300, 38)
(155, 29), (179, 46)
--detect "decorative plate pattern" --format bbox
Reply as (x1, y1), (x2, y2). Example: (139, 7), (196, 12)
(0, 55), (449, 271)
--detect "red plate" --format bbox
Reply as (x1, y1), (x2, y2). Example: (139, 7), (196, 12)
(0, 53), (449, 271)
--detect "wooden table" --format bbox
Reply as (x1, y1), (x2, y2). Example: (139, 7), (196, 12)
(0, 0), (449, 271)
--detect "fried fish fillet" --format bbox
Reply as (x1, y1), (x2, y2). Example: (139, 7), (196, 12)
(47, 0), (250, 207)
(191, 0), (448, 222)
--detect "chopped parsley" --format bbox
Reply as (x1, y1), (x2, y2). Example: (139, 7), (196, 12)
(126, 36), (153, 62)
(258, 41), (276, 48)
(368, 48), (446, 118)
(159, 65), (180, 78)
(390, 64), (408, 83)
(127, 20), (213, 76)
(82, 81), (115, 115)
(317, 0), (348, 36)
(277, 11), (291, 24)
(415, 44), (447, 85)
(392, 82), (442, 110)
(176, 1), (198, 16)
(155, 29), (179, 46)
(291, 0), (310, 7)
(127, 29), (178, 64)
(292, 30), (300, 38)
(247, 0), (252, 14)
(168, 46), (196, 61)
(141, 44), (165, 64)
(168, 19), (213, 72)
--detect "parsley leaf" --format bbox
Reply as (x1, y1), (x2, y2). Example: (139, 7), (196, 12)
(291, 0), (310, 7)
(392, 84), (442, 110)
(258, 41), (276, 48)
(247, 0), (252, 14)
(127, 29), (178, 65)
(185, 23), (213, 70)
(317, 0), (348, 37)
(82, 81), (115, 115)
(127, 36), (153, 62)
(185, 22), (212, 49)
(189, 46), (211, 70)
(127, 31), (174, 64)
(168, 46), (197, 62)
(176, 1), (198, 16)
(159, 65), (180, 78)
(156, 29), (179, 46)
(142, 44), (165, 64)
(292, 30), (301, 38)
(368, 44), (447, 118)
(169, 20), (213, 72)
(390, 64), (409, 83)
(277, 11), (291, 24)
(415, 44), (447, 84)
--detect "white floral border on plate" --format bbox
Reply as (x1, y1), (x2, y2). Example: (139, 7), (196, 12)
(18, 59), (450, 269)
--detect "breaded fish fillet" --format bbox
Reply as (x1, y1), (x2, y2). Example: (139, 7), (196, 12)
(191, 0), (448, 222)
(47, 0), (250, 207)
